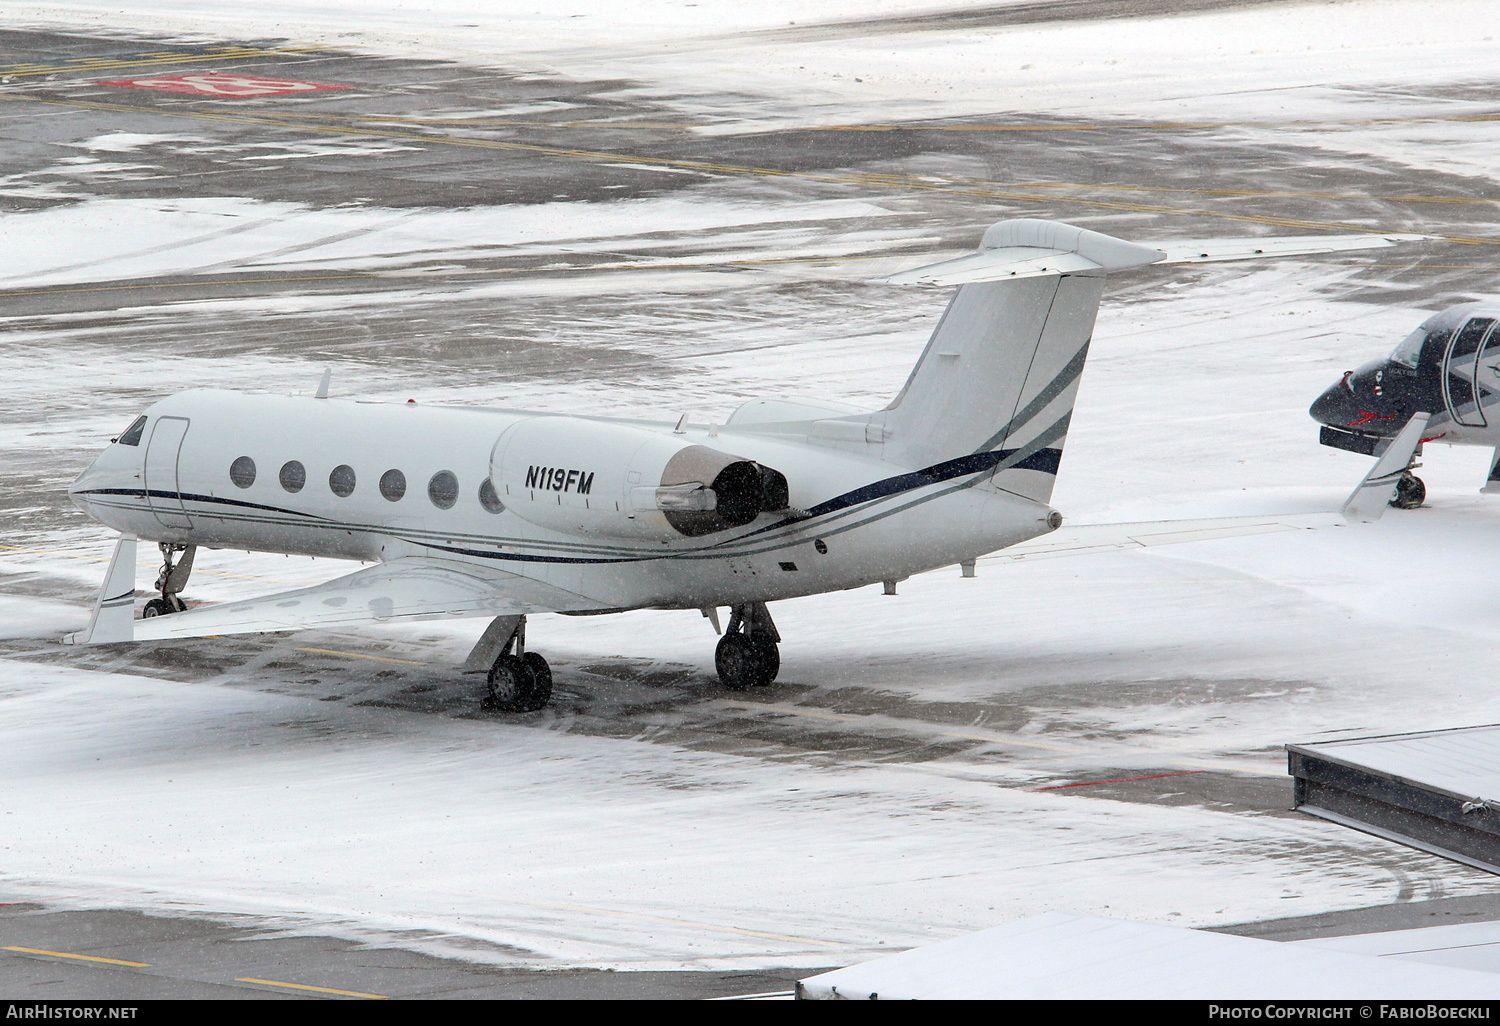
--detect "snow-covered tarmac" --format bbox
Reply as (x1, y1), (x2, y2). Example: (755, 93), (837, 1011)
(4, 0), (1500, 984)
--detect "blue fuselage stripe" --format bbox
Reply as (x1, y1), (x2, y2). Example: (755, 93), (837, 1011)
(74, 445), (1055, 563)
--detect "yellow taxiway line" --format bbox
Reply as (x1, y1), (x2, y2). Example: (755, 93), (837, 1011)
(295, 647), (428, 667)
(235, 977), (388, 999)
(4, 945), (150, 968)
(0, 273), (379, 299)
(0, 47), (329, 79)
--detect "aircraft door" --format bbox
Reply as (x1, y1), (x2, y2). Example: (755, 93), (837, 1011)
(1444, 317), (1494, 427)
(143, 416), (193, 529)
(1475, 323), (1500, 419)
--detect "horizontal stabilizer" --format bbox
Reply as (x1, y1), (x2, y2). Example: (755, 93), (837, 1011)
(1156, 233), (1426, 265)
(981, 512), (1344, 564)
(882, 219), (1425, 287)
(131, 557), (608, 641)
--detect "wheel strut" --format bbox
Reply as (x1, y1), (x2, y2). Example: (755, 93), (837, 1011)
(144, 543), (195, 616)
(715, 602), (781, 690)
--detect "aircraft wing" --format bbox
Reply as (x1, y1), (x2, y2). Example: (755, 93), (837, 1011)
(980, 512), (1345, 565)
(130, 557), (610, 641)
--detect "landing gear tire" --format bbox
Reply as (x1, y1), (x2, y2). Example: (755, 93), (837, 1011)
(1391, 473), (1426, 510)
(750, 634), (780, 685)
(483, 653), (551, 712)
(142, 598), (175, 618)
(716, 633), (779, 690)
(521, 652), (553, 709)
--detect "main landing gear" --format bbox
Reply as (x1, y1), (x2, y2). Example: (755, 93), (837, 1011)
(141, 543), (194, 618)
(472, 615), (553, 713)
(714, 601), (780, 690)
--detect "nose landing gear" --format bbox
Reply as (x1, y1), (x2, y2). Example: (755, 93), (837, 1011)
(1390, 443), (1425, 510)
(141, 543), (194, 617)
(714, 601), (781, 690)
(1391, 471), (1426, 510)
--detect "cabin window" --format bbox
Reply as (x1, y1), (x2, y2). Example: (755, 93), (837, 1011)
(380, 469), (407, 502)
(117, 415), (147, 447)
(229, 456), (256, 489)
(428, 471), (459, 509)
(279, 460), (306, 493)
(329, 464), (357, 498)
(478, 477), (505, 513)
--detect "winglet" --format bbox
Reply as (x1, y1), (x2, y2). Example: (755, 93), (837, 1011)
(63, 533), (136, 645)
(1341, 413), (1429, 522)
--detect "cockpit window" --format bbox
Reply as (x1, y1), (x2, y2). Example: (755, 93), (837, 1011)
(117, 415), (147, 446)
(1390, 327), (1426, 369)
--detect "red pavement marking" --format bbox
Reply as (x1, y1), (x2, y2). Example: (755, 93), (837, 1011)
(97, 73), (352, 98)
(1032, 770), (1210, 791)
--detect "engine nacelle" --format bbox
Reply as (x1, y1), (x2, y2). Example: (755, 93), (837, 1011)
(490, 416), (789, 540)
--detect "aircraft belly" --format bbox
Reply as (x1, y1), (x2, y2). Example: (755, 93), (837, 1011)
(562, 486), (1051, 609)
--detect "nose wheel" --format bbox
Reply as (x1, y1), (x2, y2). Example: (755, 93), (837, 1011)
(142, 595), (186, 617)
(1391, 472), (1426, 510)
(140, 543), (195, 617)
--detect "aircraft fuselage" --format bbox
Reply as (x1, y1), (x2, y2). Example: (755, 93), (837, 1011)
(70, 389), (1058, 612)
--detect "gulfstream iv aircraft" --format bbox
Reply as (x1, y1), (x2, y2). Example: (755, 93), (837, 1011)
(66, 218), (1422, 712)
(1311, 302), (1500, 508)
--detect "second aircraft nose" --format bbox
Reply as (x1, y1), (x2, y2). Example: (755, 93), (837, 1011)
(1309, 360), (1406, 433)
(1309, 374), (1360, 427)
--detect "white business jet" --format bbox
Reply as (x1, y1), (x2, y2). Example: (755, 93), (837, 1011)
(65, 218), (1424, 711)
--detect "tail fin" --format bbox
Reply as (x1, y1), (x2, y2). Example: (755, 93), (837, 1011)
(884, 273), (1103, 503)
(861, 219), (1418, 505)
(873, 220), (1162, 503)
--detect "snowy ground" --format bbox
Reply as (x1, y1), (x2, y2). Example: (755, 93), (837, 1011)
(3, 0), (1500, 975)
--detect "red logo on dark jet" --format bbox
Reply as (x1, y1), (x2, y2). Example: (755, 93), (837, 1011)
(1346, 411), (1397, 427)
(98, 73), (352, 97)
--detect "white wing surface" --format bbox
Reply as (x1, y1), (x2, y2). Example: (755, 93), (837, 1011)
(981, 512), (1345, 564)
(132, 557), (608, 641)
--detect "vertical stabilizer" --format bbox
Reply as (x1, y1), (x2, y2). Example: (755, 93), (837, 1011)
(878, 271), (1106, 504)
(63, 534), (136, 645)
(868, 219), (1167, 504)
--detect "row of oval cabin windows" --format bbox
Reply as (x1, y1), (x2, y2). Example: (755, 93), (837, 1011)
(228, 457), (505, 513)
